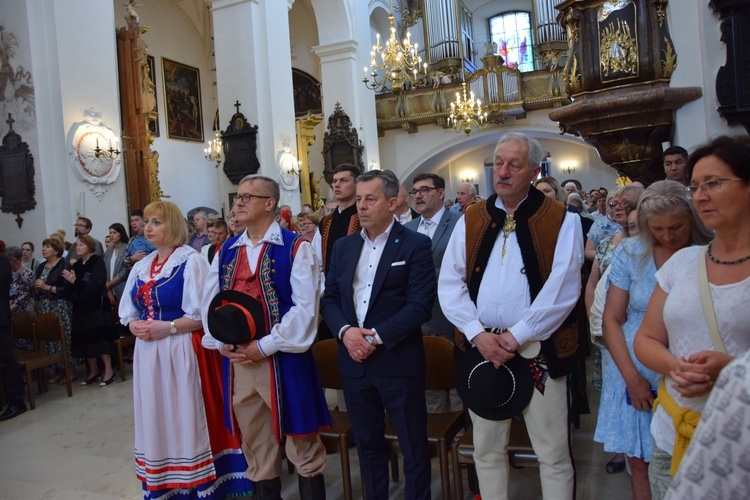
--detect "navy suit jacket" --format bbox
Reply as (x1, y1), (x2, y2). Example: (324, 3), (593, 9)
(404, 209), (459, 337)
(320, 222), (435, 378)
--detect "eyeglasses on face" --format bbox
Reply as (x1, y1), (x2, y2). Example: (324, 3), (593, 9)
(233, 193), (272, 204)
(409, 186), (438, 197)
(685, 178), (743, 198)
(609, 200), (634, 209)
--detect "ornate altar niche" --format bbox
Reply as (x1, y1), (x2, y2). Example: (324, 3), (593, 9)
(221, 101), (260, 185)
(549, 0), (701, 184)
(116, 5), (163, 208)
(321, 103), (364, 185)
(712, 0), (750, 134)
(0, 114), (36, 228)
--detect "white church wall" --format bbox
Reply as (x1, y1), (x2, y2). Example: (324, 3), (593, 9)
(115, 0), (222, 216)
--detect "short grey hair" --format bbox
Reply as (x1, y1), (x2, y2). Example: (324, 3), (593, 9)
(494, 132), (544, 169)
(194, 210), (207, 221)
(459, 183), (477, 196)
(239, 174), (281, 210)
(356, 169), (400, 199)
(6, 246), (21, 260)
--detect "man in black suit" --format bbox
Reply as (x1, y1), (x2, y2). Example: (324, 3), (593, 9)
(0, 252), (26, 421)
(321, 169), (435, 500)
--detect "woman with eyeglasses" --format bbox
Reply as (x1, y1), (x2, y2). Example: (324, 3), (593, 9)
(20, 242), (39, 273)
(596, 181), (712, 500)
(584, 185), (643, 262)
(119, 201), (251, 499)
(634, 136), (750, 498)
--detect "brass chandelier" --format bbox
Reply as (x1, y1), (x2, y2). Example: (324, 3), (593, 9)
(363, 14), (427, 96)
(204, 131), (223, 168)
(448, 82), (488, 135)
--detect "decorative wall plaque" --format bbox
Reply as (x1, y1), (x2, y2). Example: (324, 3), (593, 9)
(321, 102), (364, 184)
(0, 113), (36, 228)
(67, 108), (122, 200)
(221, 101), (260, 184)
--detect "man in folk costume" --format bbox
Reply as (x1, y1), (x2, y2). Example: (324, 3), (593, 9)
(202, 175), (329, 500)
(318, 163), (361, 340)
(439, 133), (584, 500)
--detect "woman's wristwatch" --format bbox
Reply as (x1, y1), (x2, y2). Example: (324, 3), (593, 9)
(170, 321), (177, 334)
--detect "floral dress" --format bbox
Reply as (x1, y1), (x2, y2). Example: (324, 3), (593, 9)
(11, 267), (35, 350)
(37, 266), (75, 365)
(594, 238), (661, 460)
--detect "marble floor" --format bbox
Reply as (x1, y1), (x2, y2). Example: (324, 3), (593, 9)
(0, 363), (633, 499)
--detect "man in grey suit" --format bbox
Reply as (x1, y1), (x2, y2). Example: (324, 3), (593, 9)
(405, 173), (460, 412)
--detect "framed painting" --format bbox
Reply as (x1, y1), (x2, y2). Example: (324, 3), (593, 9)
(146, 55), (159, 137)
(292, 68), (322, 117)
(162, 57), (204, 142)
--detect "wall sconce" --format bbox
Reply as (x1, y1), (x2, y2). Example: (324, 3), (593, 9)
(94, 137), (120, 159)
(561, 163), (577, 174)
(204, 131), (223, 167)
(460, 173), (475, 184)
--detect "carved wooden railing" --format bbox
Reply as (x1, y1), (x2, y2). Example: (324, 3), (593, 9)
(375, 55), (569, 134)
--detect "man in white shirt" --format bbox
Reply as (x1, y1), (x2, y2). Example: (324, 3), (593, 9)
(394, 183), (419, 223)
(404, 173), (460, 412)
(438, 133), (583, 500)
(201, 175), (328, 500)
(320, 169), (435, 499)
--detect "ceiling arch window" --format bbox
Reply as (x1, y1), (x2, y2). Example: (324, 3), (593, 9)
(488, 11), (534, 73)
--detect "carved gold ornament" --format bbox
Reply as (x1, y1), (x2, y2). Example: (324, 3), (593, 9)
(661, 37), (676, 78)
(568, 55), (583, 94)
(599, 18), (638, 78)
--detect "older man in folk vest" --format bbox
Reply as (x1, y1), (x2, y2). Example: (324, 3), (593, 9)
(439, 133), (583, 499)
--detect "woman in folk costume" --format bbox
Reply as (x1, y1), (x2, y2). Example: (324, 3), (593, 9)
(119, 201), (251, 499)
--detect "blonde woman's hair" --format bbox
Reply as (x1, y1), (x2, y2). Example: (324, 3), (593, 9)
(144, 201), (189, 248)
(635, 180), (712, 260)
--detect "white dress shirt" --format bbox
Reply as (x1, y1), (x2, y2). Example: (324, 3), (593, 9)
(416, 207), (445, 239)
(201, 222), (320, 356)
(438, 196), (583, 347)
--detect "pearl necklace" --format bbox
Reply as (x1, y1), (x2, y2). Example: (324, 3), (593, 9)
(707, 241), (750, 265)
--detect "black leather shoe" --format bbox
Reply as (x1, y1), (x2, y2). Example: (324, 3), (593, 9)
(0, 404), (27, 422)
(99, 374), (116, 387)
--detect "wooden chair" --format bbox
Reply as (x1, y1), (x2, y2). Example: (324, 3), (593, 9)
(16, 312), (73, 409)
(311, 339), (356, 500)
(451, 416), (539, 499)
(114, 332), (135, 381)
(11, 311), (44, 394)
(384, 336), (465, 500)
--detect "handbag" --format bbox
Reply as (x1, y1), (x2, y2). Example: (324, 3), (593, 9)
(697, 246), (727, 354)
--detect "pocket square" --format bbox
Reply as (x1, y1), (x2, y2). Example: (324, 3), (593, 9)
(391, 260), (406, 267)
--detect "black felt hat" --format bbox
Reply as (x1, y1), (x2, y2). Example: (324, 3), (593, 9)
(455, 346), (534, 421)
(207, 290), (266, 348)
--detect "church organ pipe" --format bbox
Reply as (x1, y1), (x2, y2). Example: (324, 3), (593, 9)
(535, 0), (565, 43)
(424, 0), (461, 62)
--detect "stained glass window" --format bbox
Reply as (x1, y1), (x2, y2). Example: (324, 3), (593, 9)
(488, 11), (534, 73)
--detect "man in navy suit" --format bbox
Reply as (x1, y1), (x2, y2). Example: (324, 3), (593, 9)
(321, 169), (435, 500)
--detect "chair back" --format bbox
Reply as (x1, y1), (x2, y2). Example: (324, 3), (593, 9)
(423, 336), (456, 391)
(12, 311), (36, 344)
(312, 339), (344, 390)
(34, 312), (64, 343)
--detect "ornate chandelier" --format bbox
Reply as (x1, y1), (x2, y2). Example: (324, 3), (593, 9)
(362, 14), (427, 96)
(448, 82), (489, 135)
(204, 131), (223, 167)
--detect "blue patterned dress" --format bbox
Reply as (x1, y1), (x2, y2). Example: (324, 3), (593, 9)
(119, 246), (251, 499)
(594, 237), (661, 460)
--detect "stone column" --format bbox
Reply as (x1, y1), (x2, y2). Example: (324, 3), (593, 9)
(212, 0), (300, 211)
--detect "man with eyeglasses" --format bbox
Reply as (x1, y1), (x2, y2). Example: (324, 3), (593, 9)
(404, 173), (461, 412)
(663, 146), (689, 186)
(71, 217), (104, 263)
(202, 175), (329, 500)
